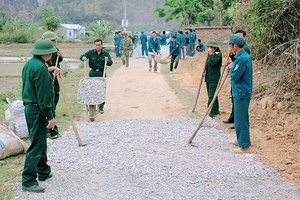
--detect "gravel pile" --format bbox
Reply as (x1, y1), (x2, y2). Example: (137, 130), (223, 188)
(13, 117), (300, 199)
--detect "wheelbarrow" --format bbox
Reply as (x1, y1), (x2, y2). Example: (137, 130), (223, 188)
(77, 58), (107, 121)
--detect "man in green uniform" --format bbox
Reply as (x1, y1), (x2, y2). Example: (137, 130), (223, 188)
(22, 38), (57, 193)
(120, 33), (133, 67)
(223, 29), (251, 129)
(203, 39), (222, 118)
(168, 35), (180, 73)
(80, 38), (113, 114)
(224, 34), (253, 154)
(42, 31), (63, 139)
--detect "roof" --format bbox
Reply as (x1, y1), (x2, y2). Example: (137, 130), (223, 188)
(61, 24), (85, 30)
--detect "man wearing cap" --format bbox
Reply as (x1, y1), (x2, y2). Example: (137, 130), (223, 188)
(203, 39), (222, 118)
(120, 33), (133, 67)
(140, 30), (148, 58)
(147, 31), (161, 72)
(21, 38), (57, 193)
(168, 35), (180, 73)
(42, 31), (63, 139)
(223, 29), (251, 129)
(80, 38), (113, 114)
(224, 34), (253, 154)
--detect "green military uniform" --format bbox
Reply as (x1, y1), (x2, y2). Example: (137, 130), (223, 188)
(22, 38), (57, 192)
(120, 35), (133, 67)
(42, 31), (63, 138)
(80, 48), (113, 112)
(204, 40), (222, 118)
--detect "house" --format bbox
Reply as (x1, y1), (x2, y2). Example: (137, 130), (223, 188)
(56, 24), (86, 40)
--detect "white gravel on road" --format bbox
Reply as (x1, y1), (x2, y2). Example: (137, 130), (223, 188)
(13, 117), (300, 200)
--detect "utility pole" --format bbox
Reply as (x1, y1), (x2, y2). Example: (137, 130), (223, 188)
(122, 0), (128, 32)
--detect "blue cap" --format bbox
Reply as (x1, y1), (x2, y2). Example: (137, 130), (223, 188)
(224, 34), (245, 45)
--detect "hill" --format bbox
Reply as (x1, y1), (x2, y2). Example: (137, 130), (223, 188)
(0, 0), (180, 31)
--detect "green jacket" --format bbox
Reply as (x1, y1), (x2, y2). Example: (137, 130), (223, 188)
(80, 49), (113, 70)
(22, 55), (54, 120)
(205, 52), (222, 83)
(169, 41), (180, 56)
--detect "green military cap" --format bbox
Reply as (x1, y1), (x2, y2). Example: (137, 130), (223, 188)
(42, 31), (57, 40)
(224, 34), (245, 45)
(205, 39), (219, 48)
(30, 38), (57, 55)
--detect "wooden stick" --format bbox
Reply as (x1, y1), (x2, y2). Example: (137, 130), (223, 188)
(192, 53), (209, 113)
(54, 56), (84, 146)
(188, 70), (229, 144)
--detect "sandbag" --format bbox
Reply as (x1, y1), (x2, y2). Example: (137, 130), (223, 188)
(7, 99), (29, 139)
(0, 124), (29, 160)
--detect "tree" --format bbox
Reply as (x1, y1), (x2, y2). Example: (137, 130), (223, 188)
(0, 7), (5, 31)
(44, 16), (61, 31)
(2, 17), (24, 33)
(154, 0), (215, 26)
(87, 19), (112, 40)
(39, 6), (55, 21)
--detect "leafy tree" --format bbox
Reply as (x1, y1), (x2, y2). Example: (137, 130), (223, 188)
(2, 17), (24, 33)
(87, 19), (112, 39)
(0, 7), (5, 31)
(154, 0), (215, 26)
(44, 16), (61, 31)
(39, 6), (55, 21)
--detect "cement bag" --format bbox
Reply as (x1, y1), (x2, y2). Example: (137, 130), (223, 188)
(0, 124), (29, 160)
(8, 100), (24, 117)
(7, 99), (29, 139)
(5, 108), (11, 121)
(9, 116), (28, 139)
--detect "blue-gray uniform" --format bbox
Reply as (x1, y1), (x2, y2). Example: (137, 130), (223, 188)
(169, 39), (180, 72)
(161, 34), (168, 45)
(147, 34), (161, 72)
(176, 32), (186, 60)
(230, 49), (253, 148)
(140, 32), (148, 57)
(188, 30), (197, 56)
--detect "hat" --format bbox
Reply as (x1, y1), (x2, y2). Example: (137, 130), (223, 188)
(224, 34), (245, 45)
(205, 39), (219, 48)
(42, 31), (57, 40)
(30, 38), (57, 55)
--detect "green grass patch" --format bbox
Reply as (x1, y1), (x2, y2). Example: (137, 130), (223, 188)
(161, 64), (200, 117)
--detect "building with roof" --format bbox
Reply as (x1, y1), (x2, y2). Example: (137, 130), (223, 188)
(56, 24), (86, 40)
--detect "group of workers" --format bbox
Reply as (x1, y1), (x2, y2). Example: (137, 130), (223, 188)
(20, 27), (252, 193)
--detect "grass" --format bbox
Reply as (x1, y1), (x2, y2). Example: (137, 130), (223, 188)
(0, 49), (121, 198)
(161, 64), (200, 117)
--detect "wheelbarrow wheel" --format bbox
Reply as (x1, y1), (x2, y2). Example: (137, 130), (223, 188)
(86, 105), (97, 121)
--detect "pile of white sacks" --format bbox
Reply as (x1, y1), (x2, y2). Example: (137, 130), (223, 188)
(0, 99), (28, 160)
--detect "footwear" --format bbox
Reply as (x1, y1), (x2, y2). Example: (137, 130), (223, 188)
(149, 67), (151, 72)
(229, 140), (238, 146)
(223, 119), (234, 124)
(49, 134), (62, 139)
(230, 148), (251, 154)
(173, 69), (176, 73)
(154, 70), (158, 73)
(22, 185), (45, 193)
(99, 109), (104, 114)
(230, 125), (235, 129)
(170, 71), (173, 74)
(38, 173), (53, 181)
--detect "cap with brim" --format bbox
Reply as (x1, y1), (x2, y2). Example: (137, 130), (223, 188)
(224, 34), (245, 45)
(30, 38), (57, 55)
(205, 39), (219, 48)
(42, 31), (57, 40)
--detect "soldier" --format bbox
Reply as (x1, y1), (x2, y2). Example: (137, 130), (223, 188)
(42, 31), (63, 139)
(147, 31), (161, 72)
(21, 38), (57, 193)
(80, 38), (113, 114)
(203, 40), (222, 118)
(140, 30), (148, 58)
(168, 35), (180, 73)
(120, 33), (133, 67)
(114, 31), (122, 57)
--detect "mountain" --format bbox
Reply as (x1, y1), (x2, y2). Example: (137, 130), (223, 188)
(0, 0), (181, 32)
